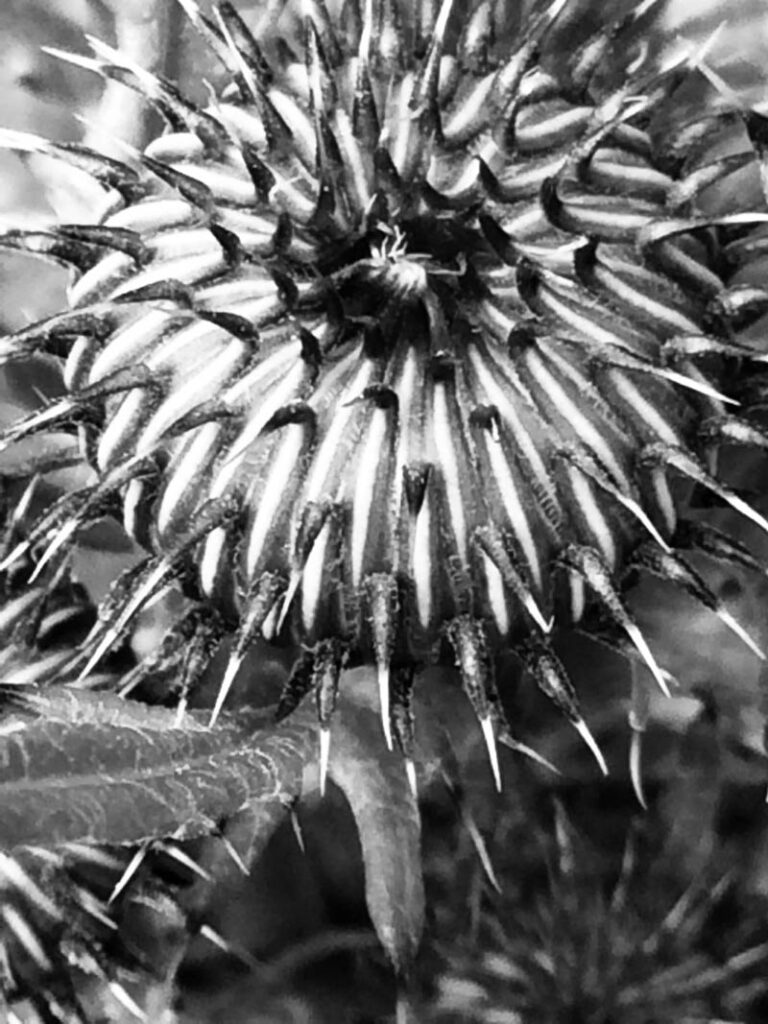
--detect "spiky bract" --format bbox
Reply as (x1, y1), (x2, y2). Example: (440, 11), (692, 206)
(2, 0), (768, 779)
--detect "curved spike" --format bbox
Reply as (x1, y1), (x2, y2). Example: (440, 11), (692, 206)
(0, 398), (95, 457)
(674, 518), (767, 577)
(160, 843), (212, 881)
(276, 501), (337, 634)
(86, 35), (228, 154)
(497, 727), (561, 775)
(121, 604), (225, 703)
(472, 525), (552, 633)
(559, 544), (670, 697)
(556, 447), (671, 553)
(446, 616), (503, 788)
(107, 983), (147, 1022)
(79, 496), (239, 680)
(478, 714), (502, 792)
(29, 450), (155, 582)
(27, 518), (81, 583)
(573, 717), (608, 777)
(77, 558), (174, 682)
(0, 128), (142, 196)
(630, 544), (765, 661)
(108, 843), (149, 904)
(208, 658), (241, 728)
(312, 638), (347, 796)
(209, 572), (286, 726)
(521, 638), (606, 775)
(714, 609), (765, 661)
(628, 660), (651, 809)
(629, 729), (647, 810)
(0, 536), (33, 574)
(3, 308), (117, 364)
(0, 487), (96, 574)
(377, 662), (392, 750)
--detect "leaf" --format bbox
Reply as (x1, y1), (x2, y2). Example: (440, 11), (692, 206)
(0, 686), (316, 849)
(324, 673), (424, 974)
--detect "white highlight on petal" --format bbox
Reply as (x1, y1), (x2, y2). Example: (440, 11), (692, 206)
(528, 346), (628, 489)
(350, 405), (388, 588)
(108, 982), (148, 1022)
(482, 552), (509, 636)
(199, 527), (227, 599)
(609, 370), (679, 445)
(481, 428), (543, 590)
(468, 346), (555, 517)
(305, 357), (375, 502)
(432, 387), (469, 564)
(301, 520), (331, 633)
(156, 422), (221, 538)
(244, 423), (305, 579)
(593, 263), (699, 333)
(136, 338), (247, 455)
(89, 310), (173, 386)
(412, 498), (433, 630)
(568, 467), (617, 569)
(1, 905), (51, 972)
(569, 571), (585, 622)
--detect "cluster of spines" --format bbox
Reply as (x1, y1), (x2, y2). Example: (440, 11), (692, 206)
(0, 0), (767, 802)
(0, 833), (268, 1023)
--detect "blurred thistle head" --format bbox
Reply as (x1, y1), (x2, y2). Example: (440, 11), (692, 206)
(2, 0), (768, 792)
(422, 801), (768, 1022)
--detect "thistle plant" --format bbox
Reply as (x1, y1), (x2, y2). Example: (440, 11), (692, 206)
(1, 0), (768, 1019)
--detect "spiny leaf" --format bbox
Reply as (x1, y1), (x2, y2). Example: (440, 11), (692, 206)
(325, 673), (424, 974)
(0, 686), (316, 849)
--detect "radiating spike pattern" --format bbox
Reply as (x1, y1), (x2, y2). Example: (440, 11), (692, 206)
(2, 1), (768, 753)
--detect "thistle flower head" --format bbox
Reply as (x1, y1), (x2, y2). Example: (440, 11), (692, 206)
(2, 0), (768, 786)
